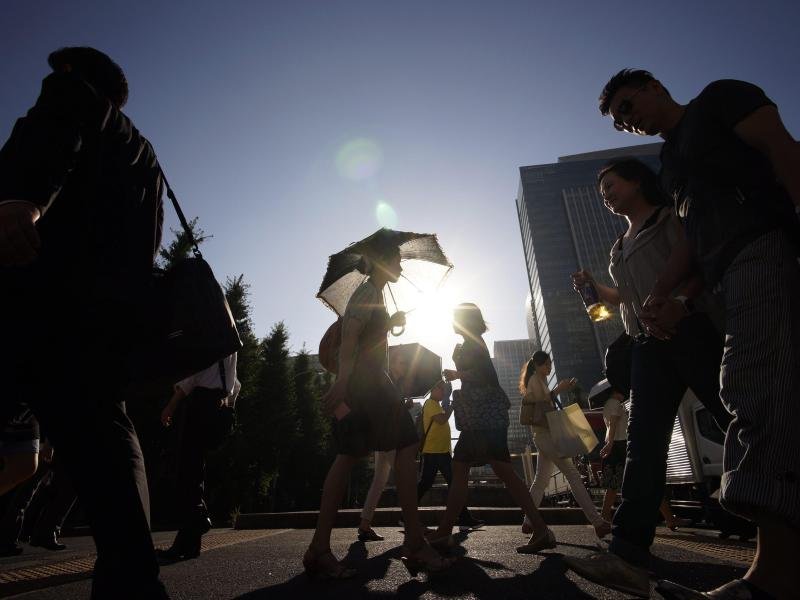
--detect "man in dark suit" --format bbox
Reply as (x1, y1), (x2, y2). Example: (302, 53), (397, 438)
(0, 47), (168, 599)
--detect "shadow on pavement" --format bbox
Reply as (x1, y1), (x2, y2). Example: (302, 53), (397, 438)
(231, 550), (594, 599)
(650, 555), (746, 593)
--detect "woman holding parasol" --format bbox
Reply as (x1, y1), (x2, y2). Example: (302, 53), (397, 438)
(305, 229), (455, 578)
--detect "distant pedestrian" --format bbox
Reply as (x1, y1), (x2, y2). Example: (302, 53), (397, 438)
(417, 380), (483, 530)
(158, 353), (240, 562)
(520, 351), (611, 539)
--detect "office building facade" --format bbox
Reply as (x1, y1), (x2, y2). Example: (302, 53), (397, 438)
(493, 339), (537, 454)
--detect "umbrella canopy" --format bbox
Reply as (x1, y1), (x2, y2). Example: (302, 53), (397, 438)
(316, 228), (452, 317)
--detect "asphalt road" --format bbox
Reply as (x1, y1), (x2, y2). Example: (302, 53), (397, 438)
(2, 525), (750, 599)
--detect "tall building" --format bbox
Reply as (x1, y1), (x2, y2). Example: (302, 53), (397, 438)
(493, 339), (537, 454)
(517, 143), (661, 394)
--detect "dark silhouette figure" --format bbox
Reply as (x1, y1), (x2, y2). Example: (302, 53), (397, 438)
(0, 47), (168, 599)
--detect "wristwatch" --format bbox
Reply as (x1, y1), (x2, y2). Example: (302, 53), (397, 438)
(674, 295), (695, 314)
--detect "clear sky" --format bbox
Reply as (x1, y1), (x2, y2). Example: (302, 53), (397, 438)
(2, 0), (799, 368)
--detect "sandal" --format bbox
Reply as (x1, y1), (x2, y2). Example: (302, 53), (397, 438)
(400, 542), (456, 577)
(302, 547), (357, 580)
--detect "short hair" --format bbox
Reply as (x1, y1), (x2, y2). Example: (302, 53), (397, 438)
(599, 68), (669, 116)
(48, 47), (129, 108)
(597, 158), (668, 207)
(453, 303), (487, 336)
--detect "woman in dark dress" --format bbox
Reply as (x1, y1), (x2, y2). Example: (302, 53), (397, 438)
(304, 244), (455, 578)
(430, 303), (555, 554)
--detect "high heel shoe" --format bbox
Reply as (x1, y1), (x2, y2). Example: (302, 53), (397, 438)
(302, 547), (357, 580)
(399, 543), (456, 577)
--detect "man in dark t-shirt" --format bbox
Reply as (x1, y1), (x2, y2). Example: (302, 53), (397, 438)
(564, 70), (800, 600)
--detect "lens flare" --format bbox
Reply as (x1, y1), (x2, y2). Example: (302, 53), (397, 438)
(375, 201), (398, 228)
(336, 138), (383, 181)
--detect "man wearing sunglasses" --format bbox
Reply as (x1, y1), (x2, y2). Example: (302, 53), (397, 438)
(564, 69), (800, 600)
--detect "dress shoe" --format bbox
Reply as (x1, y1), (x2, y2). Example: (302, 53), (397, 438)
(563, 552), (651, 598)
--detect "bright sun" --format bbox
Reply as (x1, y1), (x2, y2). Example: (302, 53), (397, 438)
(392, 286), (461, 365)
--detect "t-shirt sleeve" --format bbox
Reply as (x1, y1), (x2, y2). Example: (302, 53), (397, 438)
(701, 80), (776, 130)
(344, 282), (379, 323)
(423, 398), (443, 429)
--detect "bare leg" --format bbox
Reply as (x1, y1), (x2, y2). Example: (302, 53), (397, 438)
(744, 513), (800, 599)
(433, 460), (470, 537)
(393, 443), (426, 548)
(601, 489), (618, 522)
(309, 454), (358, 552)
(359, 450), (394, 531)
(491, 460), (547, 534)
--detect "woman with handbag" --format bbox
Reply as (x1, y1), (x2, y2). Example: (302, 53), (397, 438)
(306, 243), (454, 578)
(429, 303), (554, 555)
(520, 351), (611, 539)
(564, 159), (732, 596)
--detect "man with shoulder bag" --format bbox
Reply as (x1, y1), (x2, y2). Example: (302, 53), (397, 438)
(0, 47), (170, 599)
(159, 353), (240, 562)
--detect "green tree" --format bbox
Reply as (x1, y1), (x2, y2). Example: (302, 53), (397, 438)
(205, 275), (262, 521)
(156, 217), (210, 269)
(281, 350), (333, 509)
(234, 322), (298, 512)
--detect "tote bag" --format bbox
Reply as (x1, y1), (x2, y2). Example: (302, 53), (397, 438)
(546, 402), (599, 457)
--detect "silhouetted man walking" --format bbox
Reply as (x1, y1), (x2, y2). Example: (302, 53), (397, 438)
(0, 47), (168, 599)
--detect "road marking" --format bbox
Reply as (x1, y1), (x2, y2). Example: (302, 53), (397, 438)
(654, 533), (755, 566)
(0, 529), (292, 598)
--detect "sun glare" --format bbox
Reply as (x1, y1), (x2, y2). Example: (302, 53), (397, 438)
(396, 286), (461, 365)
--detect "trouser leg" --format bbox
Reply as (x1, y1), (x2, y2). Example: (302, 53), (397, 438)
(718, 232), (800, 526)
(609, 339), (686, 568)
(416, 453), (438, 502)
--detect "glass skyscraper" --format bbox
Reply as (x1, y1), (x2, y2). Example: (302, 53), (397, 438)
(516, 143), (662, 396)
(492, 338), (538, 454)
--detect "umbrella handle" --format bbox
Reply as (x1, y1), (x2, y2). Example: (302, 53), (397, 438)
(390, 325), (405, 337)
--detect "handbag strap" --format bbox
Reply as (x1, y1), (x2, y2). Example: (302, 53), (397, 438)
(419, 410), (437, 449)
(160, 170), (202, 259)
(550, 389), (564, 410)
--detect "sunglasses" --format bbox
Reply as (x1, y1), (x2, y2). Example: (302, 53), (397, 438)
(612, 85), (646, 131)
